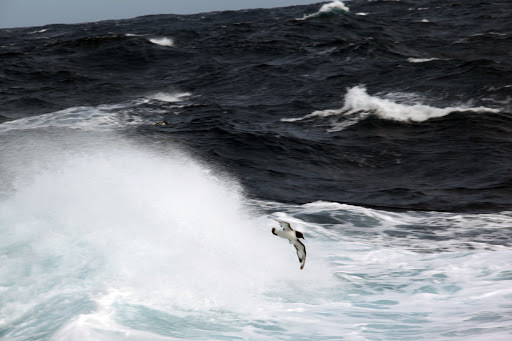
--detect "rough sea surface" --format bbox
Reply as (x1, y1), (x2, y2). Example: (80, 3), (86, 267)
(1, 1), (511, 340)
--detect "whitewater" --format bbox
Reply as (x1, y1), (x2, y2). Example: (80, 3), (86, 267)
(282, 86), (500, 132)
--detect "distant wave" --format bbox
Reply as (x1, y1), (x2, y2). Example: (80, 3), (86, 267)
(298, 1), (350, 20)
(282, 86), (500, 131)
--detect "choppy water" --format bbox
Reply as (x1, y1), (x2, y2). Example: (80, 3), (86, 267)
(1, 1), (512, 340)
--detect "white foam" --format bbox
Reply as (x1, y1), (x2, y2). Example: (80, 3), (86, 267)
(149, 37), (174, 47)
(51, 289), (179, 341)
(244, 200), (512, 340)
(282, 86), (499, 131)
(0, 92), (191, 133)
(407, 57), (440, 63)
(0, 137), (336, 339)
(148, 92), (191, 102)
(0, 103), (144, 133)
(279, 200), (512, 252)
(29, 28), (48, 34)
(317, 0), (350, 13)
(298, 1), (350, 20)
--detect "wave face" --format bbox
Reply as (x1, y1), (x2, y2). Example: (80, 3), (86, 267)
(1, 1), (512, 340)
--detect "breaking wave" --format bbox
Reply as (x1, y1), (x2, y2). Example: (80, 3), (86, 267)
(298, 0), (350, 20)
(149, 37), (174, 47)
(0, 135), (334, 339)
(282, 86), (500, 131)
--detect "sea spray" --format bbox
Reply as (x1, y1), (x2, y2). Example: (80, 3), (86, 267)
(0, 134), (335, 339)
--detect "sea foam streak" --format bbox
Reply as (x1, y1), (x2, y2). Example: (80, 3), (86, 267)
(282, 86), (500, 131)
(407, 57), (441, 63)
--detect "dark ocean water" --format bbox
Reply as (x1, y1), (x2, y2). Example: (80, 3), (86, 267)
(1, 0), (511, 211)
(1, 1), (512, 340)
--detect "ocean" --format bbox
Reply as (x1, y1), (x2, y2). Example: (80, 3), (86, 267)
(1, 0), (511, 340)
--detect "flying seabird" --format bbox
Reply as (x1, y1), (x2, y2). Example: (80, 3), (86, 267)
(272, 219), (306, 270)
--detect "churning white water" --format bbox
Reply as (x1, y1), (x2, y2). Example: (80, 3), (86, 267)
(0, 134), (335, 340)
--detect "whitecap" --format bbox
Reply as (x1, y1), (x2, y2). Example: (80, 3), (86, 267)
(298, 1), (350, 20)
(149, 37), (174, 47)
(148, 92), (191, 102)
(407, 57), (440, 63)
(29, 28), (48, 34)
(282, 86), (500, 131)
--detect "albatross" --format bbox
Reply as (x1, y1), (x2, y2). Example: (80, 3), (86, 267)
(272, 219), (307, 270)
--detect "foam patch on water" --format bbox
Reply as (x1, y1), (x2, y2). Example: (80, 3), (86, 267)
(298, 1), (350, 20)
(0, 104), (145, 133)
(407, 57), (441, 63)
(282, 86), (500, 131)
(149, 37), (174, 47)
(148, 92), (191, 102)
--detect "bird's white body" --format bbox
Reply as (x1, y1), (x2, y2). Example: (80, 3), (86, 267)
(272, 228), (297, 241)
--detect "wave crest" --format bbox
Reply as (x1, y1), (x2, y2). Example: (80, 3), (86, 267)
(298, 1), (350, 20)
(149, 37), (174, 47)
(282, 86), (500, 131)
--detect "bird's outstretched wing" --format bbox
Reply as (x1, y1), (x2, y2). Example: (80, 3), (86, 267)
(293, 239), (307, 270)
(275, 219), (293, 231)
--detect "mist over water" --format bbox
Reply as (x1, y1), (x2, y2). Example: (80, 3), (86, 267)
(0, 133), (336, 340)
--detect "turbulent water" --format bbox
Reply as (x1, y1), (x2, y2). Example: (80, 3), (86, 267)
(1, 1), (512, 340)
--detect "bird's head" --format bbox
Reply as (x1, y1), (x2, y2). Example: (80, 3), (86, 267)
(295, 231), (305, 239)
